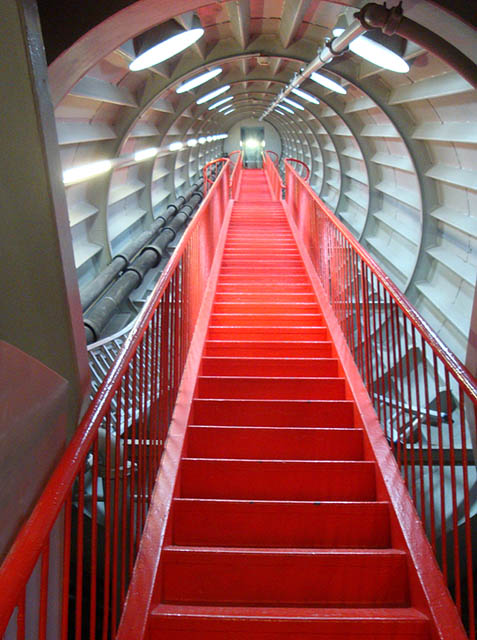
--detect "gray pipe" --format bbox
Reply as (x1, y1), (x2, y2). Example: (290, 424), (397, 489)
(84, 190), (203, 343)
(356, 3), (477, 89)
(80, 180), (203, 311)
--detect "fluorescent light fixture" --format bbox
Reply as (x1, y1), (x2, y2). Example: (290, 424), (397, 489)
(208, 96), (233, 110)
(130, 19), (204, 71)
(168, 141), (184, 151)
(222, 108), (235, 115)
(261, 140), (266, 147)
(291, 87), (320, 104)
(198, 136), (207, 144)
(206, 135), (213, 142)
(282, 97), (304, 110)
(218, 104), (232, 112)
(187, 138), (198, 147)
(274, 108), (287, 116)
(310, 72), (347, 94)
(176, 67), (222, 93)
(134, 147), (158, 162)
(333, 27), (409, 73)
(277, 104), (294, 114)
(63, 160), (113, 186)
(196, 85), (230, 104)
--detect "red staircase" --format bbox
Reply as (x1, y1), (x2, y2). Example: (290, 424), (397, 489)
(145, 170), (431, 638)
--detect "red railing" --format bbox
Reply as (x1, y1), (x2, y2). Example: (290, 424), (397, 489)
(230, 151), (243, 199)
(285, 157), (310, 181)
(263, 151), (283, 201)
(0, 160), (231, 640)
(203, 157), (228, 196)
(285, 160), (477, 639)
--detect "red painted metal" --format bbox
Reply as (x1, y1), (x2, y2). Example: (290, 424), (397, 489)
(285, 156), (310, 181)
(0, 159), (232, 639)
(263, 151), (283, 200)
(285, 160), (475, 639)
(203, 157), (228, 196)
(266, 149), (279, 165)
(230, 151), (243, 199)
(116, 168), (467, 640)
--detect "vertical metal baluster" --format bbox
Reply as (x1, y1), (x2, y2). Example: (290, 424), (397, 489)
(411, 326), (426, 529)
(75, 465), (85, 640)
(111, 382), (123, 632)
(39, 542), (49, 640)
(458, 387), (475, 639)
(102, 414), (112, 640)
(61, 494), (72, 640)
(16, 591), (26, 640)
(433, 353), (447, 581)
(90, 438), (99, 640)
(421, 340), (437, 552)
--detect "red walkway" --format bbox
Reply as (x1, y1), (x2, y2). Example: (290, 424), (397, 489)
(141, 170), (430, 638)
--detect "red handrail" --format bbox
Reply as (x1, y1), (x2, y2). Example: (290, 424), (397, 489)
(285, 157), (310, 181)
(263, 151), (283, 201)
(230, 151), (243, 199)
(203, 157), (228, 196)
(266, 149), (279, 166)
(285, 159), (476, 639)
(0, 160), (232, 639)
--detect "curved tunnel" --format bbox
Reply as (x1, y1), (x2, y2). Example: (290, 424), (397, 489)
(43, 0), (477, 361)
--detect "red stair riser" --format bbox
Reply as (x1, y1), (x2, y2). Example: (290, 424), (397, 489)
(204, 340), (333, 358)
(209, 313), (322, 327)
(212, 302), (321, 314)
(161, 548), (409, 607)
(207, 326), (328, 341)
(180, 459), (376, 501)
(191, 398), (353, 427)
(195, 376), (346, 400)
(172, 499), (391, 548)
(186, 426), (363, 460)
(199, 356), (340, 377)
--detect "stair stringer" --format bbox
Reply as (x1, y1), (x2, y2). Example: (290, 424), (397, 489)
(282, 198), (467, 640)
(116, 199), (235, 640)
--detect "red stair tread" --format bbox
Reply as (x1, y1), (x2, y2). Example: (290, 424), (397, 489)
(150, 605), (430, 639)
(195, 376), (346, 400)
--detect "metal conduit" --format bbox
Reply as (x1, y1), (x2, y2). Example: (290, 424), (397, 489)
(80, 179), (204, 312)
(83, 186), (203, 344)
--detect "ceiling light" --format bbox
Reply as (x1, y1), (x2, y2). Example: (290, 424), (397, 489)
(134, 147), (158, 162)
(196, 85), (230, 104)
(245, 139), (259, 149)
(222, 108), (235, 115)
(63, 160), (113, 186)
(333, 27), (409, 73)
(291, 88), (320, 104)
(130, 17), (204, 71)
(206, 135), (213, 142)
(282, 97), (304, 110)
(208, 96), (233, 110)
(277, 104), (294, 114)
(187, 138), (198, 147)
(198, 136), (207, 144)
(274, 108), (287, 115)
(310, 72), (347, 94)
(169, 141), (184, 151)
(176, 67), (222, 93)
(218, 104), (232, 113)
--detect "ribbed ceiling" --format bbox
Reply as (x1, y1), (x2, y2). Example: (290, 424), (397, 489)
(50, 0), (477, 360)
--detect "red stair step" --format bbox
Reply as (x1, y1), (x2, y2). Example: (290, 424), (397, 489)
(180, 459), (375, 500)
(204, 340), (333, 358)
(149, 605), (430, 639)
(161, 547), (409, 607)
(200, 356), (340, 377)
(172, 499), (390, 548)
(186, 426), (363, 460)
(191, 398), (353, 427)
(212, 302), (320, 314)
(209, 313), (322, 326)
(195, 376), (346, 400)
(207, 326), (327, 341)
